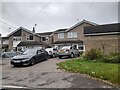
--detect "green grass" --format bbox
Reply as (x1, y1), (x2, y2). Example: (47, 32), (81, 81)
(57, 58), (119, 84)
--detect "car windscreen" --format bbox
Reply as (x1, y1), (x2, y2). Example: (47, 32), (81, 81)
(23, 49), (37, 55)
(61, 46), (71, 50)
(46, 48), (53, 52)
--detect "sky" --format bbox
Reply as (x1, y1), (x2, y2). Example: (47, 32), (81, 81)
(0, 1), (119, 37)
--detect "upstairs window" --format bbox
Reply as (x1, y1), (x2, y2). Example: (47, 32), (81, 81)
(27, 35), (33, 40)
(29, 35), (33, 40)
(41, 37), (49, 42)
(58, 33), (64, 39)
(68, 32), (77, 38)
(13, 37), (21, 41)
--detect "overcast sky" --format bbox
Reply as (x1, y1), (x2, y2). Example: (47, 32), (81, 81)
(0, 1), (119, 36)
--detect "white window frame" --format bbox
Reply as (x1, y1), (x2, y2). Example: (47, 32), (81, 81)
(13, 37), (21, 42)
(58, 33), (64, 39)
(68, 32), (77, 38)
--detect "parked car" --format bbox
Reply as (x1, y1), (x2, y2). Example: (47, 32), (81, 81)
(11, 48), (48, 66)
(58, 46), (80, 59)
(45, 48), (58, 58)
(0, 50), (3, 58)
(2, 50), (17, 58)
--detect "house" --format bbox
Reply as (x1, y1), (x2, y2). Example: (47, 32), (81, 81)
(1, 37), (9, 52)
(84, 23), (120, 54)
(7, 27), (47, 51)
(52, 20), (98, 51)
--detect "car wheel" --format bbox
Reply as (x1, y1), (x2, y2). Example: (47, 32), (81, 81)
(71, 53), (74, 58)
(52, 53), (55, 58)
(30, 58), (35, 66)
(59, 56), (62, 59)
(45, 56), (48, 60)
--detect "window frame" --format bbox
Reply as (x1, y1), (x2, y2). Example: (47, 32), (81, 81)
(68, 32), (77, 38)
(58, 33), (64, 39)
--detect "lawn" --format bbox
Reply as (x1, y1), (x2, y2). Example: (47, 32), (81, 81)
(57, 58), (119, 84)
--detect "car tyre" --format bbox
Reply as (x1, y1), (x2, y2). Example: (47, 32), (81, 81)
(71, 53), (74, 58)
(52, 53), (55, 58)
(59, 56), (62, 59)
(30, 58), (35, 66)
(45, 55), (48, 60)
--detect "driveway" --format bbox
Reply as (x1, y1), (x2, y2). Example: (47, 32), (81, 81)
(1, 58), (118, 89)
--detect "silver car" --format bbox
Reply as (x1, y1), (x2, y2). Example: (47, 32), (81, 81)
(58, 46), (80, 59)
(45, 48), (58, 58)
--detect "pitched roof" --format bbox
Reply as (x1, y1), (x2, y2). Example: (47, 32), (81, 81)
(2, 37), (9, 39)
(17, 41), (51, 48)
(36, 32), (53, 36)
(54, 29), (68, 33)
(66, 19), (98, 32)
(84, 23), (120, 36)
(7, 27), (40, 37)
(52, 39), (83, 44)
(17, 41), (43, 46)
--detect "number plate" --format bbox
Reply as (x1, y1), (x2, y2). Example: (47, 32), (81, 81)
(60, 50), (64, 52)
(14, 60), (20, 63)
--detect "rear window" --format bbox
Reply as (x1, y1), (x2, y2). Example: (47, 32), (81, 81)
(53, 48), (57, 51)
(61, 46), (71, 49)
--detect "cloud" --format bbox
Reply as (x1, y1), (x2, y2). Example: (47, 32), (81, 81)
(0, 2), (118, 36)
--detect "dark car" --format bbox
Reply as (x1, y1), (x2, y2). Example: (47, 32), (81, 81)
(11, 48), (48, 66)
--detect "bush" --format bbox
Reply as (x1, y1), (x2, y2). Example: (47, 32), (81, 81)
(85, 48), (103, 60)
(103, 52), (120, 63)
(83, 49), (120, 63)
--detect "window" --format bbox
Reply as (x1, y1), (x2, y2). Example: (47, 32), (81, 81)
(58, 33), (64, 39)
(78, 45), (85, 51)
(26, 35), (33, 40)
(41, 37), (49, 41)
(68, 32), (77, 38)
(13, 37), (21, 41)
(29, 36), (33, 40)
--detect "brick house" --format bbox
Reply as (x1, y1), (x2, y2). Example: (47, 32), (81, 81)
(1, 37), (9, 51)
(52, 20), (98, 51)
(84, 23), (120, 54)
(2, 20), (119, 54)
(7, 27), (49, 51)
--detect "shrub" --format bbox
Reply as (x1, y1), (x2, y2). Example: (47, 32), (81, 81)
(103, 52), (120, 63)
(85, 48), (103, 60)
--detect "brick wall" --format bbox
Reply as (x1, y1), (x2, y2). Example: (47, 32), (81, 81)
(84, 34), (119, 54)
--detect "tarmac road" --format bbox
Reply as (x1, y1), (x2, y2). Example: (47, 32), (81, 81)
(1, 58), (119, 89)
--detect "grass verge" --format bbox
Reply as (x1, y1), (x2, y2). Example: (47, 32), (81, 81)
(57, 58), (119, 84)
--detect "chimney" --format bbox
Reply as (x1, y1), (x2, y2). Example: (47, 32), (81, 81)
(32, 27), (35, 33)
